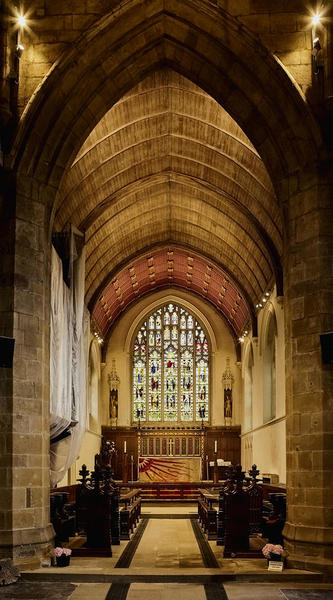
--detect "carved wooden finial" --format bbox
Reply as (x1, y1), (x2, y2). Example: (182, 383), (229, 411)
(249, 464), (260, 482)
(77, 464), (90, 486)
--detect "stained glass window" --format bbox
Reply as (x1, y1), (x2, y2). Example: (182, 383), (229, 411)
(132, 304), (209, 423)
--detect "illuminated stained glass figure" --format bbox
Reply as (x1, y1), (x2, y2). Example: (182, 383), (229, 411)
(132, 304), (209, 423)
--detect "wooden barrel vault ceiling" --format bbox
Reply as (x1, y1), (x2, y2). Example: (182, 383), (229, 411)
(54, 69), (283, 340)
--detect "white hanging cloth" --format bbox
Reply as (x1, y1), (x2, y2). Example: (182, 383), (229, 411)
(50, 231), (89, 486)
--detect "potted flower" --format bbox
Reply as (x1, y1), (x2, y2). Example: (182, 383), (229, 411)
(262, 543), (285, 563)
(52, 547), (72, 567)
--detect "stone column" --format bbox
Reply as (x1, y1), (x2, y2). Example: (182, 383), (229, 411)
(283, 168), (333, 575)
(0, 173), (54, 564)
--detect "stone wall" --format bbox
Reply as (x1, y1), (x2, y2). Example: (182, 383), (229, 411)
(241, 287), (286, 482)
(17, 0), (315, 117)
(0, 174), (54, 561)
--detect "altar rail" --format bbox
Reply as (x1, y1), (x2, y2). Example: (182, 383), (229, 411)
(52, 480), (286, 503)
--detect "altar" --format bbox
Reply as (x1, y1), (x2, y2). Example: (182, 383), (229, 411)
(139, 456), (201, 482)
(101, 424), (241, 481)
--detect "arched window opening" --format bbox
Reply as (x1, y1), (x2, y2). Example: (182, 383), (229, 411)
(244, 346), (253, 432)
(263, 315), (276, 423)
(88, 344), (99, 430)
(133, 303), (209, 423)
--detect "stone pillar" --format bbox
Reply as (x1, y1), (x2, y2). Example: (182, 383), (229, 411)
(0, 174), (54, 564)
(283, 169), (333, 575)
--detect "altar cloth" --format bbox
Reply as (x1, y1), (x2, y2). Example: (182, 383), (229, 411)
(139, 456), (201, 482)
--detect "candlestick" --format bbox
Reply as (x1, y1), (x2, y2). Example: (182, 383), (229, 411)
(214, 439), (217, 453)
(213, 448), (218, 484)
(130, 455), (134, 482)
(124, 440), (127, 453)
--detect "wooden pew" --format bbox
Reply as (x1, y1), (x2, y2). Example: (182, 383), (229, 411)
(50, 491), (76, 543)
(197, 489), (218, 540)
(246, 464), (263, 536)
(119, 489), (142, 540)
(216, 464), (265, 556)
(216, 468), (234, 546)
(73, 464), (120, 555)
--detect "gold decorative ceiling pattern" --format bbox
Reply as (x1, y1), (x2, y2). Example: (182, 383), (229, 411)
(55, 69), (282, 336)
(93, 246), (250, 339)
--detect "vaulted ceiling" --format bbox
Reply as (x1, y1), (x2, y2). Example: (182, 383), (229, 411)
(54, 69), (282, 340)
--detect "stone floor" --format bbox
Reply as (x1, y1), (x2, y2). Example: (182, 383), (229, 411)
(1, 581), (333, 600)
(11, 504), (332, 600)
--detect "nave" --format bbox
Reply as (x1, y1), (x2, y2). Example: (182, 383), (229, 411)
(13, 505), (333, 600)
(1, 0), (332, 584)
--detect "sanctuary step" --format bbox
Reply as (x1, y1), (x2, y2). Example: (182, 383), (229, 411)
(126, 482), (220, 500)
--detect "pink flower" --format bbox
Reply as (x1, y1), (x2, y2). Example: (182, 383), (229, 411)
(53, 547), (72, 557)
(262, 543), (284, 558)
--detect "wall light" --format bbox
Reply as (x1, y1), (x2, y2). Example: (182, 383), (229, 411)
(16, 43), (24, 57)
(18, 14), (26, 27)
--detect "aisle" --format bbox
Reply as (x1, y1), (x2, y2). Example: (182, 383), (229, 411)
(130, 518), (204, 569)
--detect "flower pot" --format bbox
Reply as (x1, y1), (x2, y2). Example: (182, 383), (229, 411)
(56, 555), (70, 567)
(270, 552), (282, 562)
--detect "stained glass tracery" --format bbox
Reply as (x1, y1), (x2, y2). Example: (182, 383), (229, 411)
(133, 304), (209, 423)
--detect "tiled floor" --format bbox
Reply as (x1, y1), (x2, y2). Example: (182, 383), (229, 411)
(17, 505), (333, 600)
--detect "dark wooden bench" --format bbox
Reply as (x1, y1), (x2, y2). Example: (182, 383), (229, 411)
(119, 489), (141, 540)
(72, 464), (120, 555)
(197, 488), (218, 540)
(50, 491), (76, 543)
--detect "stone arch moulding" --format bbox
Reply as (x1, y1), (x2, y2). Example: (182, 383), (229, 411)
(241, 339), (254, 379)
(88, 337), (101, 423)
(123, 293), (217, 356)
(88, 337), (101, 382)
(259, 301), (278, 357)
(10, 0), (322, 206)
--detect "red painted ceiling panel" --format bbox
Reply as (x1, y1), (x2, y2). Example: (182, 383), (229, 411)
(92, 247), (251, 339)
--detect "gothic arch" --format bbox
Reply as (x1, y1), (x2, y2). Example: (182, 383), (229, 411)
(88, 339), (101, 429)
(9, 0), (321, 203)
(242, 340), (254, 433)
(124, 293), (217, 355)
(259, 301), (278, 357)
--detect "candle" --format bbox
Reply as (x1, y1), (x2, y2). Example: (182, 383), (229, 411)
(214, 440), (217, 453)
(124, 440), (127, 453)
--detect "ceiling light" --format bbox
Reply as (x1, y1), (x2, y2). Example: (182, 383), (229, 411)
(312, 13), (321, 26)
